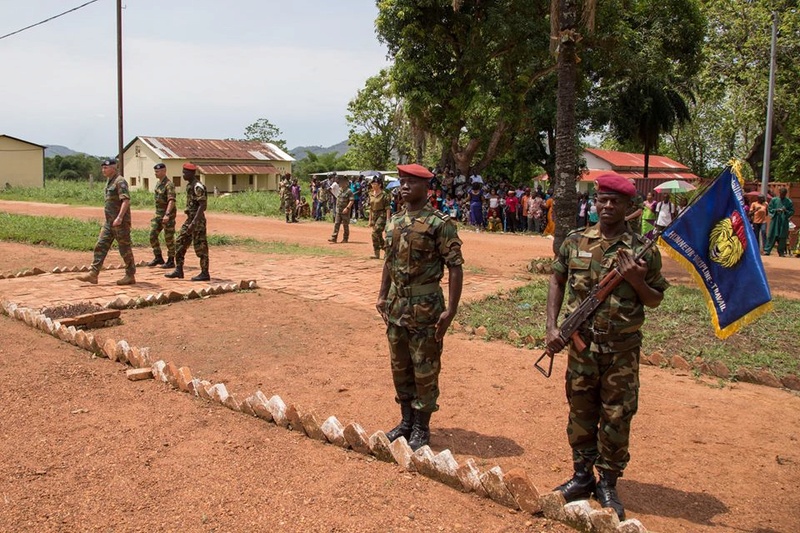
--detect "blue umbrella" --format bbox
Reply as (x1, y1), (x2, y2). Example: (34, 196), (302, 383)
(386, 179), (400, 190)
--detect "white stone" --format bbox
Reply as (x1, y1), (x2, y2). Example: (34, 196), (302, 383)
(151, 360), (168, 382)
(267, 395), (289, 427)
(320, 416), (349, 448)
(208, 383), (230, 404)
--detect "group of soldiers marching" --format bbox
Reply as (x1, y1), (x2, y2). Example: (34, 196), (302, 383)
(77, 159), (210, 285)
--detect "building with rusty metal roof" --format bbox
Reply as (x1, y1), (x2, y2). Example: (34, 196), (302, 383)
(123, 136), (294, 192)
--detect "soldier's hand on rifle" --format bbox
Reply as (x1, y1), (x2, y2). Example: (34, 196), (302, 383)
(546, 327), (565, 353)
(616, 249), (647, 285)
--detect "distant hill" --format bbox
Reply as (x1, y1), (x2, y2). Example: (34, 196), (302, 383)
(289, 140), (349, 161)
(44, 145), (85, 157)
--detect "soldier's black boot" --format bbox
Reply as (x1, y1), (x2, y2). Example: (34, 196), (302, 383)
(596, 469), (625, 521)
(147, 251), (165, 267)
(385, 401), (415, 442)
(554, 460), (597, 502)
(407, 410), (432, 451)
(161, 256), (175, 269)
(191, 271), (210, 281)
(165, 262), (184, 279)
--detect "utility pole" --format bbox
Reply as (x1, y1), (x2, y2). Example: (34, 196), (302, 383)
(116, 0), (124, 174)
(761, 11), (778, 196)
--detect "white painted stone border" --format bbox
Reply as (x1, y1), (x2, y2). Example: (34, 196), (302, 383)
(0, 295), (655, 533)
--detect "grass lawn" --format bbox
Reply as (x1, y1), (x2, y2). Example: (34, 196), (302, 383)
(456, 279), (799, 377)
(0, 179), (288, 217)
(0, 213), (341, 257)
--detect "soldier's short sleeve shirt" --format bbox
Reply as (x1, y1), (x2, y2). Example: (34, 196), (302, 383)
(553, 226), (668, 335)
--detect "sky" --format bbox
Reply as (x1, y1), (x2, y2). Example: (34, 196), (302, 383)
(0, 0), (392, 156)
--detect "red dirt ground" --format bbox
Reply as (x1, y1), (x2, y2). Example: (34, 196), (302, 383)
(1, 200), (799, 532)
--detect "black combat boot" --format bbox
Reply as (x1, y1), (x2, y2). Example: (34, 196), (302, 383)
(147, 251), (165, 267)
(407, 410), (432, 451)
(596, 469), (625, 521)
(165, 264), (184, 279)
(385, 401), (415, 442)
(161, 256), (175, 269)
(553, 460), (597, 502)
(191, 271), (210, 281)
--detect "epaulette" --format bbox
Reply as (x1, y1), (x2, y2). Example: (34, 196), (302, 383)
(566, 227), (584, 237)
(432, 209), (450, 222)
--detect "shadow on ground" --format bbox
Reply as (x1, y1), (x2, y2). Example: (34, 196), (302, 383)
(432, 427), (525, 458)
(622, 479), (729, 526)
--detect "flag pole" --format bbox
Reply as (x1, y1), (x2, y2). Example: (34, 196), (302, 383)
(761, 11), (778, 196)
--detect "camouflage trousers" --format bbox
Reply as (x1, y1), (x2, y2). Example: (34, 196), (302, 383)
(149, 213), (176, 257)
(91, 222), (136, 275)
(387, 323), (443, 413)
(371, 215), (387, 253)
(331, 212), (350, 241)
(565, 341), (640, 472)
(175, 216), (209, 271)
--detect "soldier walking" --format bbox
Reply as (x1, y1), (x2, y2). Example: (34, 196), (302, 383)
(77, 158), (136, 285)
(368, 175), (392, 259)
(376, 164), (463, 451)
(545, 173), (669, 520)
(328, 174), (354, 243)
(165, 163), (210, 281)
(147, 163), (176, 268)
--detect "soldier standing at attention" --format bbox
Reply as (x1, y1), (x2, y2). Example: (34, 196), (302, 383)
(77, 158), (136, 285)
(282, 174), (297, 223)
(328, 174), (354, 243)
(368, 174), (392, 259)
(147, 163), (176, 268)
(546, 173), (668, 520)
(376, 164), (463, 452)
(165, 163), (210, 281)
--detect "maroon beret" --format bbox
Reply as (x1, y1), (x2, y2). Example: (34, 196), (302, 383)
(183, 162), (197, 171)
(595, 173), (636, 196)
(397, 164), (433, 179)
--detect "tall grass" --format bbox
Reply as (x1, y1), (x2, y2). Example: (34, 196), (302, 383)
(457, 279), (800, 377)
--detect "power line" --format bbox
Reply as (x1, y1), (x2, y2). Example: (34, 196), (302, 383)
(0, 0), (101, 41)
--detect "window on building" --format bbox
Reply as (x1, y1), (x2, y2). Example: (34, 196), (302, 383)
(143, 178), (149, 191)
(249, 175), (254, 185)
(130, 177), (137, 186)
(232, 175), (237, 185)
(173, 177), (180, 187)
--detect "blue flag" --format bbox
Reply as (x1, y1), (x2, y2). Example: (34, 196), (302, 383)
(659, 168), (772, 339)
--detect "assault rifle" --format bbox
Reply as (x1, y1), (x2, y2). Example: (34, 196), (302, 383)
(534, 228), (664, 378)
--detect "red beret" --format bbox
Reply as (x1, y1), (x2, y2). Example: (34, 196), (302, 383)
(595, 173), (636, 196)
(183, 162), (197, 171)
(396, 164), (433, 179)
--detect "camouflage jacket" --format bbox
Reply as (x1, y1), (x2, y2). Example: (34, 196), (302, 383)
(369, 190), (391, 219)
(184, 179), (207, 217)
(553, 225), (668, 347)
(154, 176), (176, 215)
(103, 174), (131, 224)
(336, 187), (355, 214)
(385, 205), (463, 328)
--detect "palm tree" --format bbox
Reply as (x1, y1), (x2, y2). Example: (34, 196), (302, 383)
(551, 0), (596, 253)
(610, 80), (692, 178)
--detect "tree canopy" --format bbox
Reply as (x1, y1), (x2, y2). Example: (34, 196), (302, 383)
(242, 118), (289, 152)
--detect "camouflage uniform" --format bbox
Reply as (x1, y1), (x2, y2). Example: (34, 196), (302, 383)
(330, 186), (355, 242)
(150, 176), (176, 257)
(282, 182), (296, 222)
(174, 178), (209, 272)
(369, 189), (392, 255)
(552, 225), (668, 472)
(385, 204), (463, 412)
(90, 174), (136, 275)
(278, 176), (287, 213)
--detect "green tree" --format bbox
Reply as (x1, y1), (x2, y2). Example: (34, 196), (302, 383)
(243, 118), (289, 152)
(346, 70), (411, 169)
(376, 0), (553, 175)
(667, 1), (800, 181)
(292, 151), (351, 179)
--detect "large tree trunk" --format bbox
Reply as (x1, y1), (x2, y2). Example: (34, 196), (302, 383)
(553, 0), (580, 255)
